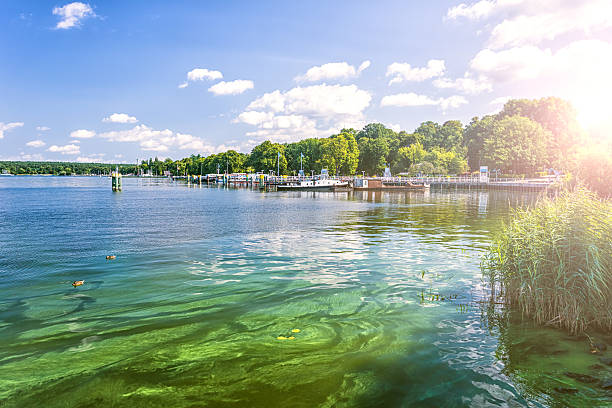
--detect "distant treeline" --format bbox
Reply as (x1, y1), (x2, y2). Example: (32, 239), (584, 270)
(2, 97), (610, 196)
(0, 161), (135, 176)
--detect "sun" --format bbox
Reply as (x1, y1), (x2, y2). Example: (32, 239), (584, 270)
(573, 96), (612, 142)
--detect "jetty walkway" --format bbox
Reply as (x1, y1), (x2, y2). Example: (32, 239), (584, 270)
(175, 173), (558, 192)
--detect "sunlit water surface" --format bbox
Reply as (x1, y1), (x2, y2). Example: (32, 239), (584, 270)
(1, 177), (611, 407)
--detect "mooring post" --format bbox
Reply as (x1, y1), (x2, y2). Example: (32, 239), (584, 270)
(111, 167), (122, 192)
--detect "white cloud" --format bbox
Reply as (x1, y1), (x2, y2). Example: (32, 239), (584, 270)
(102, 113), (138, 123)
(26, 140), (46, 148)
(380, 93), (468, 110)
(490, 96), (511, 106)
(236, 84), (371, 142)
(433, 74), (493, 94)
(470, 46), (553, 80)
(386, 60), (446, 85)
(19, 153), (45, 161)
(488, 0), (612, 49)
(0, 122), (24, 139)
(439, 95), (470, 110)
(99, 124), (227, 153)
(52, 2), (95, 29)
(75, 154), (106, 163)
(446, 0), (524, 20)
(358, 60), (371, 73)
(470, 39), (612, 131)
(447, 1), (612, 49)
(70, 129), (96, 139)
(295, 60), (371, 82)
(208, 79), (254, 95)
(180, 68), (223, 87)
(47, 143), (80, 155)
(36, 126), (51, 131)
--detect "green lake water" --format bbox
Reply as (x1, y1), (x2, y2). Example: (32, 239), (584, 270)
(1, 177), (611, 407)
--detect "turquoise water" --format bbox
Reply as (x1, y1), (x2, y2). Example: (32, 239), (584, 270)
(1, 177), (611, 407)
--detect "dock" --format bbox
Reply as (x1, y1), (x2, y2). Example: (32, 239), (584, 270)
(174, 173), (558, 193)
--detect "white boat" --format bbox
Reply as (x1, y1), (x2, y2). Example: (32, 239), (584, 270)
(0, 170), (14, 176)
(277, 169), (347, 191)
(277, 178), (348, 191)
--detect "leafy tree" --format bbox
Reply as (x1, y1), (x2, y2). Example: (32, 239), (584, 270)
(437, 120), (464, 151)
(357, 137), (389, 176)
(463, 115), (495, 171)
(481, 115), (549, 174)
(574, 142), (612, 197)
(285, 138), (321, 174)
(393, 143), (426, 173)
(409, 161), (435, 176)
(247, 141), (287, 174)
(414, 121), (441, 150)
(497, 97), (583, 169)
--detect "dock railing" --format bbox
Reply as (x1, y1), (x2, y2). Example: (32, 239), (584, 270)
(382, 176), (554, 185)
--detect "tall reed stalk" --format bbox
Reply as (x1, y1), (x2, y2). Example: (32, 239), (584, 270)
(483, 188), (612, 334)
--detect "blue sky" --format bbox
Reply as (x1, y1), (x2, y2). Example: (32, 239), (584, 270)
(1, 0), (611, 163)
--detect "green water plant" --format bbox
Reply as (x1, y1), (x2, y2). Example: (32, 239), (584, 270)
(483, 188), (612, 334)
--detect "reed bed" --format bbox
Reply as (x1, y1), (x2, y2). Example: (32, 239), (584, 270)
(483, 188), (612, 334)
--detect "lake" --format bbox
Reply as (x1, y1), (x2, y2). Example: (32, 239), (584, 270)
(0, 177), (610, 407)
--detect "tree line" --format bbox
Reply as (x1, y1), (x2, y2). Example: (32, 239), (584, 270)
(0, 161), (134, 176)
(2, 97), (610, 195)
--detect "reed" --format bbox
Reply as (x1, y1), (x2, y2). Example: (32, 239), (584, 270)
(483, 188), (612, 334)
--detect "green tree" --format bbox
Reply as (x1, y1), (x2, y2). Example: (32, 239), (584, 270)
(463, 115), (495, 171)
(247, 141), (287, 174)
(414, 121), (441, 150)
(357, 137), (389, 176)
(393, 143), (426, 173)
(482, 115), (549, 175)
(498, 97), (583, 169)
(437, 120), (464, 151)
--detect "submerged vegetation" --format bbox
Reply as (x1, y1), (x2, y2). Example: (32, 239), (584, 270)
(483, 188), (612, 334)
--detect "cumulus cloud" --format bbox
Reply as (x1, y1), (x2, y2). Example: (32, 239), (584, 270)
(470, 39), (612, 128)
(447, 1), (612, 49)
(180, 68), (223, 88)
(102, 113), (138, 123)
(386, 60), (446, 85)
(52, 2), (95, 29)
(235, 84), (372, 142)
(295, 60), (371, 82)
(446, 0), (524, 20)
(19, 153), (46, 161)
(99, 124), (228, 153)
(470, 45), (554, 80)
(487, 1), (612, 49)
(380, 93), (468, 110)
(70, 129), (96, 139)
(490, 96), (512, 106)
(26, 140), (46, 148)
(0, 122), (24, 139)
(36, 126), (51, 131)
(208, 79), (254, 95)
(433, 74), (493, 94)
(48, 143), (80, 155)
(75, 154), (106, 163)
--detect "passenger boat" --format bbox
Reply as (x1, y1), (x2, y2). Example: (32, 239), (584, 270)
(277, 169), (348, 191)
(277, 178), (348, 191)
